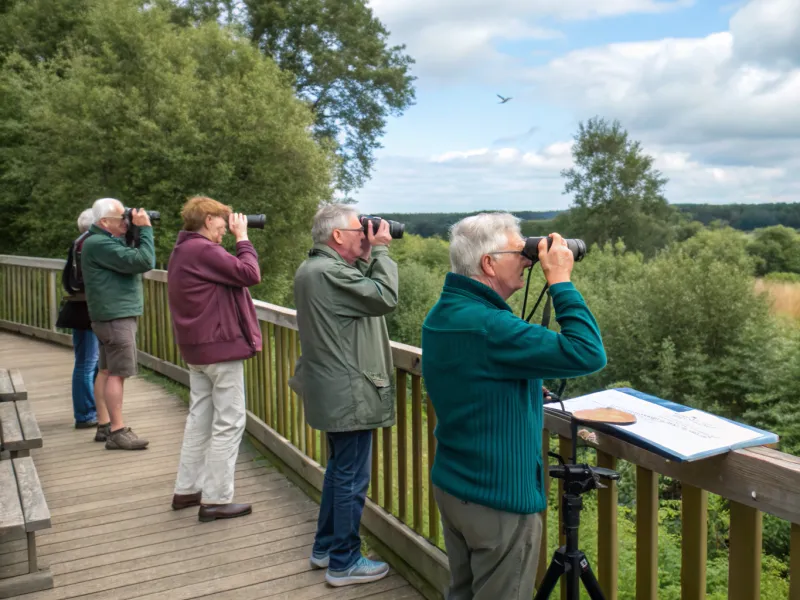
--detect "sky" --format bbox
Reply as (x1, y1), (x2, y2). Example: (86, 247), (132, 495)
(351, 0), (800, 214)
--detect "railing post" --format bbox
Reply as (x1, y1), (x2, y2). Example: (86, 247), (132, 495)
(597, 451), (618, 599)
(48, 271), (57, 332)
(681, 484), (707, 600)
(791, 523), (800, 600)
(636, 466), (658, 600)
(729, 501), (762, 600)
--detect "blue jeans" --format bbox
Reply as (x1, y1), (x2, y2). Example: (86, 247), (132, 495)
(312, 430), (373, 571)
(72, 329), (98, 424)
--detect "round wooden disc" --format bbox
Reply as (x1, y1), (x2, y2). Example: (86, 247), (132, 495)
(573, 408), (637, 425)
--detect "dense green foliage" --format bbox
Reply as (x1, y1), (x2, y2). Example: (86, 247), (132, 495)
(0, 0), (336, 304)
(172, 0), (416, 195)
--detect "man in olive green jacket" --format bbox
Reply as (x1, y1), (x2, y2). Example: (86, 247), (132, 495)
(290, 203), (398, 588)
(81, 198), (155, 451)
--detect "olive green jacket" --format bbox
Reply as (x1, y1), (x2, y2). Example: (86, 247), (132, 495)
(81, 224), (155, 322)
(290, 243), (399, 432)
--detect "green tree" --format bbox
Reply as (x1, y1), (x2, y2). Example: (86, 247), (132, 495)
(746, 225), (800, 276)
(561, 117), (680, 257)
(0, 0), (332, 305)
(178, 0), (416, 195)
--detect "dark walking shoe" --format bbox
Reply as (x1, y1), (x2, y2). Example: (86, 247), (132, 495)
(75, 420), (98, 429)
(198, 503), (252, 522)
(172, 492), (202, 510)
(94, 423), (111, 442)
(105, 427), (149, 450)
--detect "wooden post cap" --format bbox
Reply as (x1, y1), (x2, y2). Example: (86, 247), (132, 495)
(573, 407), (637, 425)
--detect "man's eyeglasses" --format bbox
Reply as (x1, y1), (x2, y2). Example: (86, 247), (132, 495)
(487, 250), (523, 256)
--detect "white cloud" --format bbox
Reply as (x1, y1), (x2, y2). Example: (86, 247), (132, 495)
(730, 0), (800, 68)
(368, 0), (692, 79)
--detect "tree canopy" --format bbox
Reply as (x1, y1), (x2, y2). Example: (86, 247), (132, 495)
(0, 0), (333, 304)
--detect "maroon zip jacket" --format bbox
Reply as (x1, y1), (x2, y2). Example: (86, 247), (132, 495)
(167, 231), (263, 366)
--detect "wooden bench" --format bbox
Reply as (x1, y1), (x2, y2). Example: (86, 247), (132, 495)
(0, 457), (53, 597)
(0, 400), (42, 459)
(0, 369), (27, 402)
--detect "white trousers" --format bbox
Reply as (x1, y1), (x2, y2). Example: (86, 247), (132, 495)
(173, 360), (246, 504)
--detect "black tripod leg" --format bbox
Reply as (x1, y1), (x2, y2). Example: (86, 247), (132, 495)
(579, 558), (606, 600)
(533, 549), (566, 600)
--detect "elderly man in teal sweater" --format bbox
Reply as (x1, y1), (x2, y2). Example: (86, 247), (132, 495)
(421, 212), (607, 600)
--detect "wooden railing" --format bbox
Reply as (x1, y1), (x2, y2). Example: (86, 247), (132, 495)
(2, 254), (800, 600)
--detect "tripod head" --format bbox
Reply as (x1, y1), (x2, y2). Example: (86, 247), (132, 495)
(547, 451), (620, 495)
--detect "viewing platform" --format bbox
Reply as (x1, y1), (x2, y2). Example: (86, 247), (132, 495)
(2, 254), (800, 600)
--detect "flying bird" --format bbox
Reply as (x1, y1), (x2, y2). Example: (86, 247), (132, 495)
(497, 94), (512, 104)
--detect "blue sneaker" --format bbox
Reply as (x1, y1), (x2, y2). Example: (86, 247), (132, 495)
(310, 551), (329, 569)
(325, 556), (390, 587)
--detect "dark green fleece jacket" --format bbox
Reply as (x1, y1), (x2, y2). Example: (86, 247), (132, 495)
(421, 273), (606, 514)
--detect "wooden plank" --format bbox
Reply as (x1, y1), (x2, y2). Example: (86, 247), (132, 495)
(0, 401), (24, 451)
(0, 567), (53, 598)
(0, 369), (13, 401)
(8, 369), (26, 400)
(13, 401), (41, 448)
(0, 460), (24, 540)
(681, 485), (707, 600)
(636, 466), (658, 600)
(729, 501), (762, 600)
(12, 457), (51, 532)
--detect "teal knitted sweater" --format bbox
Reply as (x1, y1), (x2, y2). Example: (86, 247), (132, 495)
(421, 273), (607, 514)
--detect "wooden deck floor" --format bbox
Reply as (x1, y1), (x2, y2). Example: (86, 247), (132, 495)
(0, 332), (421, 600)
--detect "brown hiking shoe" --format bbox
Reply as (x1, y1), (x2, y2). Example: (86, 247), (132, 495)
(94, 423), (111, 442)
(105, 427), (149, 450)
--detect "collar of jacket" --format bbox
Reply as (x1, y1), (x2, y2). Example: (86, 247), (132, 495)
(89, 224), (115, 238)
(309, 243), (349, 264)
(442, 272), (514, 313)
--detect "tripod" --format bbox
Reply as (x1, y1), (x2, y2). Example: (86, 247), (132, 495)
(534, 411), (631, 600)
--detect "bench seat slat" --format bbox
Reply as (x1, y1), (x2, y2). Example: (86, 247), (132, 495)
(0, 460), (25, 540)
(14, 402), (42, 449)
(12, 457), (50, 532)
(0, 403), (24, 451)
(0, 369), (14, 402)
(8, 369), (27, 401)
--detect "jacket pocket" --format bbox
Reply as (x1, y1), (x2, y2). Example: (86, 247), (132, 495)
(357, 371), (394, 422)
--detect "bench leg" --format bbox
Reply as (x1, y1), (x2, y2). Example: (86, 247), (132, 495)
(9, 450), (30, 459)
(27, 532), (37, 573)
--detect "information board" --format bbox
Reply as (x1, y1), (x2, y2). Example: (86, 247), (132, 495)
(551, 388), (779, 462)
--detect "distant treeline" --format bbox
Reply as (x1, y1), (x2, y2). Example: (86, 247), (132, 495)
(379, 203), (800, 238)
(376, 210), (562, 238)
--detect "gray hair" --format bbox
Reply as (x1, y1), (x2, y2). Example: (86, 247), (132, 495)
(92, 197), (123, 222)
(77, 208), (94, 233)
(311, 203), (359, 244)
(449, 212), (522, 277)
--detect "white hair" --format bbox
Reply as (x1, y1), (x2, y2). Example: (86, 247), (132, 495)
(77, 208), (94, 233)
(449, 212), (522, 277)
(311, 203), (359, 244)
(92, 197), (123, 222)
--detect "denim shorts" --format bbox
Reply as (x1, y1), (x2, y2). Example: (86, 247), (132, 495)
(92, 317), (138, 378)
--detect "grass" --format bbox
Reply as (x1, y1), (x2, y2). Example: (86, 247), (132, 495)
(755, 279), (800, 320)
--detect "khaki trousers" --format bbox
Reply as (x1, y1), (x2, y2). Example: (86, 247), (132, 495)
(173, 360), (246, 504)
(434, 485), (543, 600)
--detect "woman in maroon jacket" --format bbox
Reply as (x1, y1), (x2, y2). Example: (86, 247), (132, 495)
(166, 196), (263, 522)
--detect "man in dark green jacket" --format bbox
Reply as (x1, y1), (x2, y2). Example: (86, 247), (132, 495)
(81, 197), (155, 451)
(291, 204), (398, 588)
(421, 213), (607, 600)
